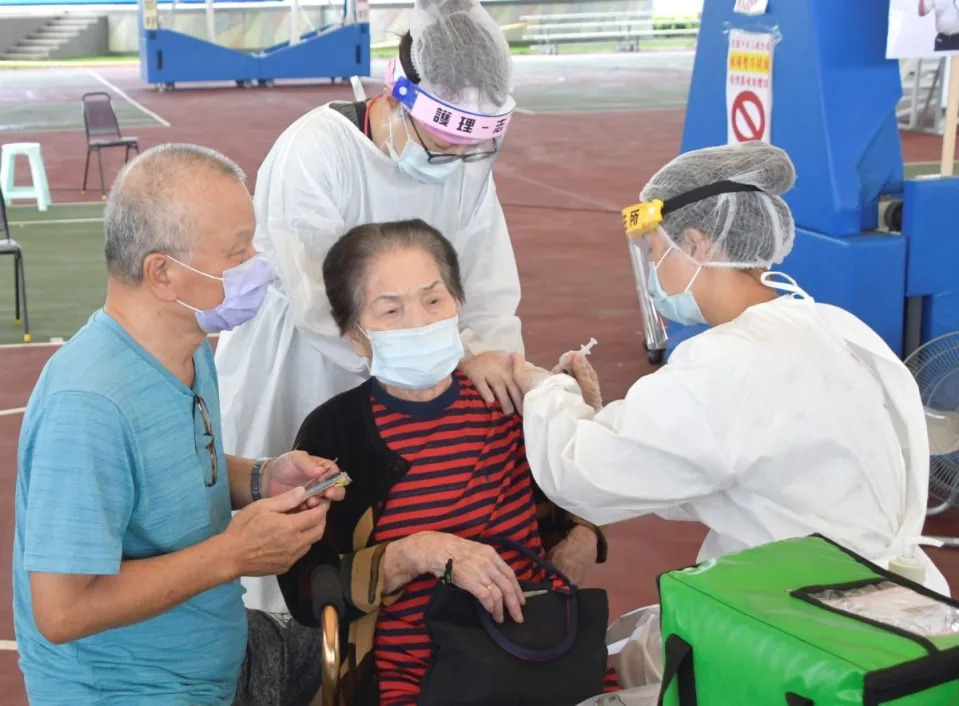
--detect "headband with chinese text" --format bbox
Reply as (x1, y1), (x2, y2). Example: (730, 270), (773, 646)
(385, 57), (515, 145)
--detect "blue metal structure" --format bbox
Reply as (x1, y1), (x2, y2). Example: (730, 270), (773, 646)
(138, 2), (370, 89)
(670, 0), (959, 358)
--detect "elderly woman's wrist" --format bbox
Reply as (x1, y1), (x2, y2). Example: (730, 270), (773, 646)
(383, 540), (412, 593)
(384, 533), (434, 589)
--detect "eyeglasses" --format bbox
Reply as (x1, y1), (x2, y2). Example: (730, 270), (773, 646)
(194, 393), (218, 487)
(406, 115), (499, 165)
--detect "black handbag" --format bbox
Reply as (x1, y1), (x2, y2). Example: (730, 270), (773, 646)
(418, 537), (610, 706)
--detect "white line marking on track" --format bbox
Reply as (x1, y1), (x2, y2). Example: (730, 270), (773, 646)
(9, 202), (104, 209)
(0, 408), (26, 417)
(500, 169), (621, 212)
(88, 70), (171, 128)
(11, 217), (104, 226)
(0, 340), (62, 350)
(0, 640), (17, 651)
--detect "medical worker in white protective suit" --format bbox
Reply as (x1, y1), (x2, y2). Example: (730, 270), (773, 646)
(514, 141), (950, 596)
(215, 0), (526, 613)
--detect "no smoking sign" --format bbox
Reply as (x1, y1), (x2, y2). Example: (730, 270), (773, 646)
(730, 90), (766, 142)
(726, 29), (775, 145)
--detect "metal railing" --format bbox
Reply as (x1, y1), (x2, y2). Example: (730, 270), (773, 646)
(520, 11), (700, 53)
(898, 57), (946, 135)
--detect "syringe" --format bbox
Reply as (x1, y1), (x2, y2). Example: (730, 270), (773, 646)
(560, 338), (598, 375)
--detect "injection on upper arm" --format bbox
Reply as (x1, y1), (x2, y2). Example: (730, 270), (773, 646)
(560, 338), (598, 374)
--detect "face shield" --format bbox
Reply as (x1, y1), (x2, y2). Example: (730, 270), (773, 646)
(384, 57), (513, 201)
(621, 180), (766, 363)
(625, 229), (669, 365)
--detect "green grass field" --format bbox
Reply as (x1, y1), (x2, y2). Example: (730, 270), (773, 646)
(1, 203), (106, 344)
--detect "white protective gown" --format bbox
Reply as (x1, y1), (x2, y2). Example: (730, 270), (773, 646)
(215, 103), (524, 612)
(522, 291), (950, 595)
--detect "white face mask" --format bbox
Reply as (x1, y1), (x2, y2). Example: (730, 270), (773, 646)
(362, 315), (465, 390)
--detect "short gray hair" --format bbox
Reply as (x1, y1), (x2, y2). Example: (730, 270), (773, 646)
(104, 143), (247, 284)
(322, 219), (465, 334)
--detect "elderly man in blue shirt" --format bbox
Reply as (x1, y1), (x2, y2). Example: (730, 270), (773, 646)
(13, 143), (344, 705)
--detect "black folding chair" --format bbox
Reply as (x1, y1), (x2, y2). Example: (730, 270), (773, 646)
(81, 92), (140, 199)
(0, 185), (30, 343)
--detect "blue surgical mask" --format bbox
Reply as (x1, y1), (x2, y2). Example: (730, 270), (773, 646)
(387, 113), (462, 184)
(363, 315), (465, 389)
(647, 249), (707, 326)
(390, 140), (461, 184)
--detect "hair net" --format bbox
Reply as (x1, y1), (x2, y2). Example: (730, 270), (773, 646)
(408, 0), (513, 114)
(640, 141), (797, 268)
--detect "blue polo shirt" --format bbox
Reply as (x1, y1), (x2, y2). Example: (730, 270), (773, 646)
(13, 310), (246, 705)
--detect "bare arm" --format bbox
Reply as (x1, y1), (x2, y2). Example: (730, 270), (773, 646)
(227, 454), (257, 509)
(31, 489), (333, 645)
(920, 0), (932, 17)
(227, 452), (341, 510)
(380, 532), (525, 624)
(381, 537), (422, 595)
(30, 533), (238, 645)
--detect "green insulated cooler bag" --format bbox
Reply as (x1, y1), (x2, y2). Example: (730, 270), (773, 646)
(657, 535), (959, 705)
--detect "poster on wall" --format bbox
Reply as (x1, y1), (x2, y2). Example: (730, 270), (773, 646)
(356, 0), (370, 23)
(734, 0), (768, 15)
(142, 0), (158, 31)
(888, 0), (959, 58)
(726, 29), (775, 145)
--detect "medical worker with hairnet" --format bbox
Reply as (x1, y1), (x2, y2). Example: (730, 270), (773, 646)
(215, 0), (525, 612)
(514, 141), (950, 595)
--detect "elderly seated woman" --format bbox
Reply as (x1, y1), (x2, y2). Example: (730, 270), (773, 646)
(278, 219), (616, 705)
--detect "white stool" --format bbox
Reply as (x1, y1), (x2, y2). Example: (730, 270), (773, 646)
(1, 142), (52, 212)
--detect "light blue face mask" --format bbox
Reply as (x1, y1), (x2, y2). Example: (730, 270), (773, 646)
(647, 248), (707, 326)
(362, 315), (465, 390)
(387, 115), (462, 185)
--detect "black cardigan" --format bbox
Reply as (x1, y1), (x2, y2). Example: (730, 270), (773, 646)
(277, 379), (607, 628)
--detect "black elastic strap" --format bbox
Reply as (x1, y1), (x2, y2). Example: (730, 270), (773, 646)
(657, 634), (697, 705)
(786, 694), (814, 706)
(662, 180), (763, 217)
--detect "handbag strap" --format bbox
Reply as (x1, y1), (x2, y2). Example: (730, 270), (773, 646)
(476, 584), (579, 661)
(475, 534), (574, 589)
(466, 535), (578, 661)
(657, 634), (698, 705)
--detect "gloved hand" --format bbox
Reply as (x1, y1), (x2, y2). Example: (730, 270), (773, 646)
(547, 525), (598, 586)
(555, 352), (602, 411)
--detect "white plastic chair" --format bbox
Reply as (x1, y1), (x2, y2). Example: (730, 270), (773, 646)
(0, 142), (52, 212)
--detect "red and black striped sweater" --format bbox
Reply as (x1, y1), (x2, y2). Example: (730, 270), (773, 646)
(279, 373), (614, 705)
